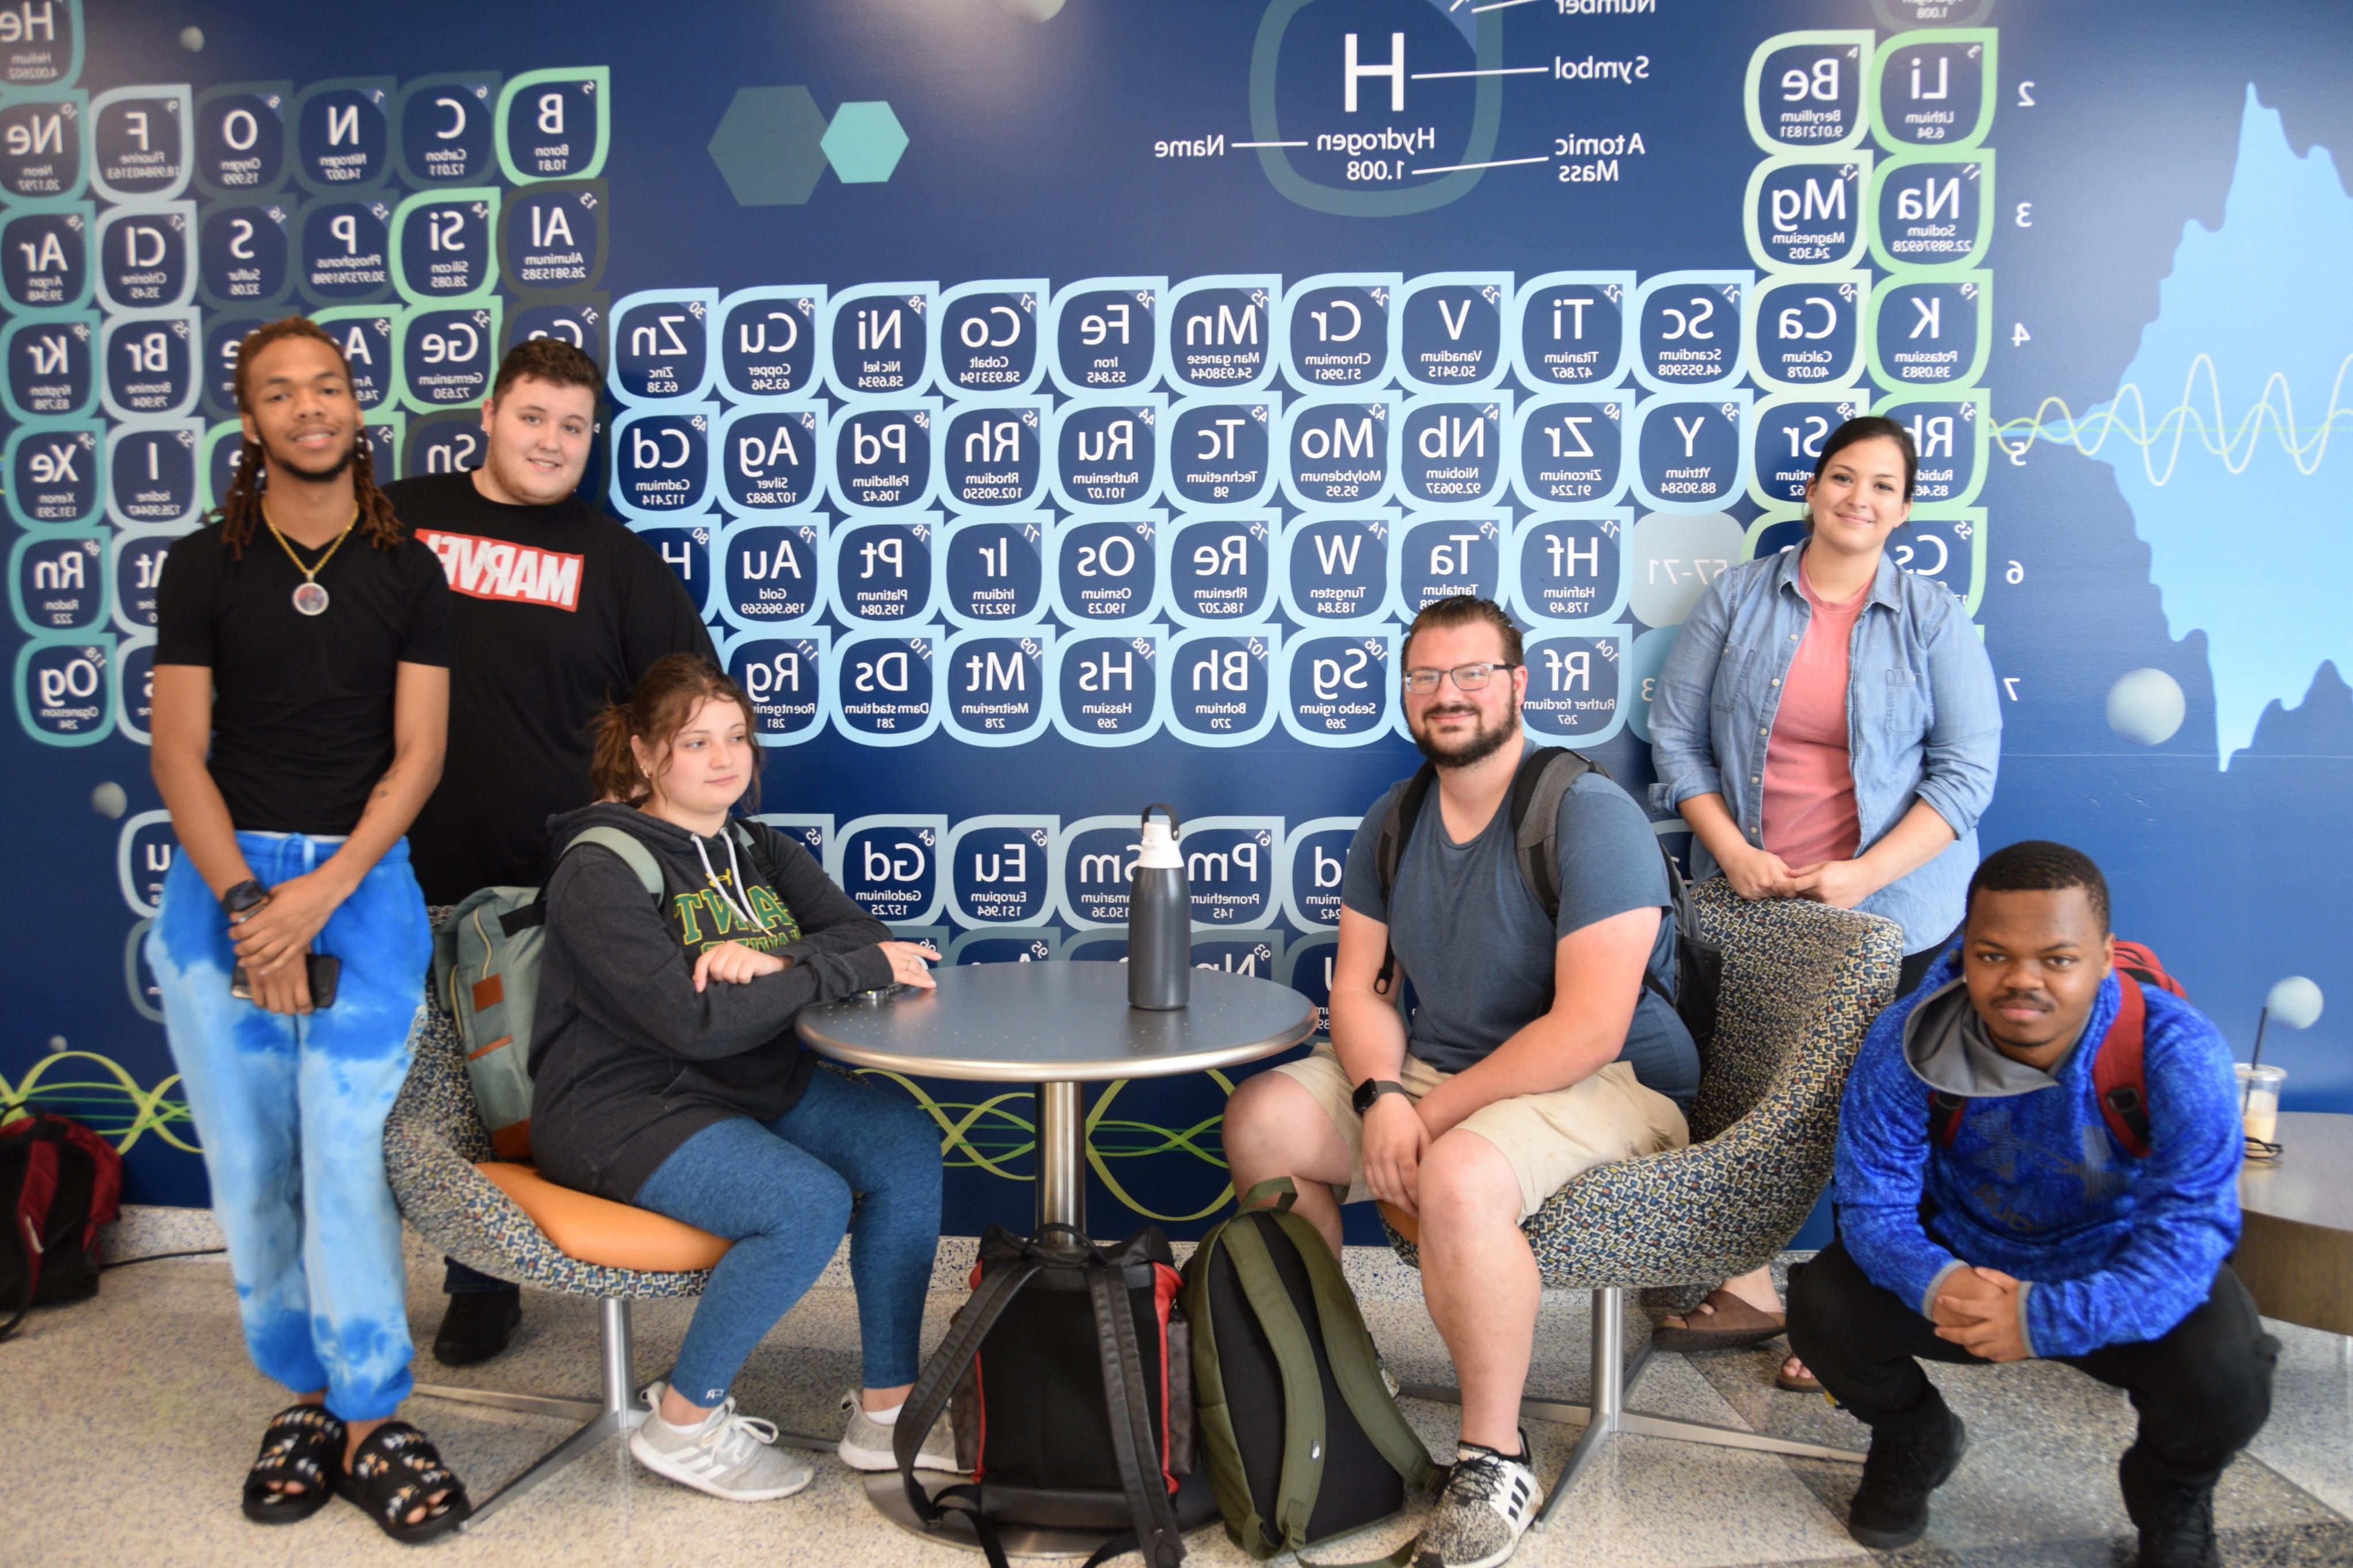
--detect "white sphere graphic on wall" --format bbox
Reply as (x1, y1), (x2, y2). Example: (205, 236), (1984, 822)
(2266, 976), (2324, 1030)
(2105, 667), (2187, 746)
(90, 782), (127, 819)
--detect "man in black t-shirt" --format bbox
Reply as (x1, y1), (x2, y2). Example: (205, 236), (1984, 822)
(149, 317), (471, 1538)
(381, 337), (715, 1364)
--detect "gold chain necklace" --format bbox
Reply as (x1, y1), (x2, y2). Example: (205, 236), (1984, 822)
(262, 502), (359, 617)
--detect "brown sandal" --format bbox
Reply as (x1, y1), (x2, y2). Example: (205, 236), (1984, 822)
(1776, 1360), (1823, 1394)
(1650, 1288), (1789, 1353)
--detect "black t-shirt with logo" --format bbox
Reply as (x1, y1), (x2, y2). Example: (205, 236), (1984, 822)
(382, 471), (717, 903)
(154, 519), (454, 835)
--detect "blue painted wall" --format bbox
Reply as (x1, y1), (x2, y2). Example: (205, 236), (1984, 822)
(3, 0), (2344, 1246)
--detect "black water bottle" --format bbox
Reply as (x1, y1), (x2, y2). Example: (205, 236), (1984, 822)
(1127, 803), (1189, 1010)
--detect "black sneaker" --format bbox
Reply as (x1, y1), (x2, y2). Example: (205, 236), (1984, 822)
(2119, 1446), (2222, 1568)
(431, 1287), (521, 1367)
(1846, 1398), (1968, 1550)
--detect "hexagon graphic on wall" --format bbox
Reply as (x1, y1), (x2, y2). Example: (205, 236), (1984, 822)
(707, 86), (830, 206)
(821, 101), (909, 184)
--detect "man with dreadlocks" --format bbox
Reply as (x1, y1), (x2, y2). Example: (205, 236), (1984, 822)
(147, 316), (474, 1542)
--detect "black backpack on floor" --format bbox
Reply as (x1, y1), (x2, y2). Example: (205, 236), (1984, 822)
(1183, 1180), (1441, 1559)
(1376, 745), (1725, 1052)
(897, 1223), (1216, 1568)
(1, 1109), (124, 1341)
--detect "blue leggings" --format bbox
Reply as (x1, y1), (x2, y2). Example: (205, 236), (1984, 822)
(633, 1066), (943, 1406)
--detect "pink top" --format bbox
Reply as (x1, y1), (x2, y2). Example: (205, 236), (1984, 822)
(1760, 556), (1867, 868)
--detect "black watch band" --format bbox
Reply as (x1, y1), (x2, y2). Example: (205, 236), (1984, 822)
(220, 879), (269, 917)
(1351, 1077), (1408, 1116)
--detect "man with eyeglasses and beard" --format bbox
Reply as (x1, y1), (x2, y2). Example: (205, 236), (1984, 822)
(1222, 596), (1697, 1568)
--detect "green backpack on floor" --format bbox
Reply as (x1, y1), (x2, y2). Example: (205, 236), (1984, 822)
(1182, 1178), (1441, 1560)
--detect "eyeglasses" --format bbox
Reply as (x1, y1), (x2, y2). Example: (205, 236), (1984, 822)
(1400, 661), (1519, 695)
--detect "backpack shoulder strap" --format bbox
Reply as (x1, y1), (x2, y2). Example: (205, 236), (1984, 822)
(561, 825), (667, 902)
(1509, 746), (1595, 925)
(2092, 975), (2153, 1159)
(1373, 764), (1437, 995)
(1273, 1208), (1442, 1497)
(1928, 1090), (1968, 1147)
(1644, 835), (1701, 1011)
(894, 1254), (1046, 1525)
(1081, 1249), (1187, 1568)
(1179, 1226), (1265, 1552)
(2112, 938), (2187, 999)
(1511, 747), (1692, 1010)
(1217, 1213), (1330, 1554)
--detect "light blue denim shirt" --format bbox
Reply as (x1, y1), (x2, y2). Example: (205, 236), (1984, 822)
(1647, 547), (2001, 953)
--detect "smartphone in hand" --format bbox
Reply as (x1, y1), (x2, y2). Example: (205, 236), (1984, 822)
(230, 953), (341, 1007)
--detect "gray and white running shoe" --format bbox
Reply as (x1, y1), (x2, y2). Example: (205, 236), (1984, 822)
(627, 1381), (814, 1502)
(1418, 1437), (1543, 1568)
(837, 1390), (963, 1473)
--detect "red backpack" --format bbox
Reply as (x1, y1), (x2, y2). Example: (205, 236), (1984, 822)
(1927, 942), (2185, 1161)
(1, 1109), (124, 1340)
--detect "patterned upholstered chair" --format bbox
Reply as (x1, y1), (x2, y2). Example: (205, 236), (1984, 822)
(382, 1002), (829, 1530)
(1383, 878), (1902, 1527)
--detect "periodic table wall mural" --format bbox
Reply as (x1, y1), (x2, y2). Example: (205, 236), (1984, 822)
(3, 0), (2347, 1239)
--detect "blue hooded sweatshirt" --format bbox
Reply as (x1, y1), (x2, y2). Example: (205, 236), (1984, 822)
(1834, 951), (2243, 1359)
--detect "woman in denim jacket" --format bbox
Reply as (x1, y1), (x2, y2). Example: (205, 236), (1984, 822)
(1646, 416), (2000, 1383)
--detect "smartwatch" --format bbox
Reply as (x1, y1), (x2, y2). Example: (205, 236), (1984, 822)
(1351, 1077), (1408, 1116)
(220, 879), (269, 918)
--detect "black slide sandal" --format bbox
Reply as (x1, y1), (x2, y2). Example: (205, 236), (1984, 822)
(338, 1421), (473, 1544)
(241, 1403), (346, 1524)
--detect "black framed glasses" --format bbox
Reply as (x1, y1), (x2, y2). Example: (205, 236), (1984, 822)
(1400, 661), (1519, 695)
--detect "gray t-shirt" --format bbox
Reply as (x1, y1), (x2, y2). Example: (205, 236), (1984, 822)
(1341, 756), (1700, 1107)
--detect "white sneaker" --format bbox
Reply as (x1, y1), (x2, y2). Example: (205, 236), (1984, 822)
(837, 1391), (963, 1473)
(628, 1381), (815, 1502)
(1419, 1437), (1543, 1568)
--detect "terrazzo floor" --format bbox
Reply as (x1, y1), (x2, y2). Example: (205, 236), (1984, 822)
(7, 1234), (2348, 1568)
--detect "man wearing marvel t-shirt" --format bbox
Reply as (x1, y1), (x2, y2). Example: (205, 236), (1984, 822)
(383, 337), (715, 1365)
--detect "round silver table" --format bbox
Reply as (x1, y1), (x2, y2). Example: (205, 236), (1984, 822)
(797, 960), (1318, 1232)
(2235, 1111), (2353, 1336)
(797, 960), (1316, 1560)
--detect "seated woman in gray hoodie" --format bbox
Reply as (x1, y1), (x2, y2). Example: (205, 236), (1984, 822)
(529, 653), (955, 1503)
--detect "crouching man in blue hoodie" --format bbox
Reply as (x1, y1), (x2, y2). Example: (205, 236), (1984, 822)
(1787, 841), (2275, 1568)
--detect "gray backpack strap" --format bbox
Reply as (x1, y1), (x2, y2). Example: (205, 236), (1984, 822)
(1373, 764), (1438, 995)
(560, 825), (666, 902)
(1510, 746), (1597, 923)
(1513, 746), (1696, 1017)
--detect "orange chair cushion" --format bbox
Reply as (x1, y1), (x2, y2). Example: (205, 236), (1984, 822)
(475, 1162), (730, 1273)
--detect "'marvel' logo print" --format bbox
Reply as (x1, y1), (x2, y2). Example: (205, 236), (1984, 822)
(418, 530), (584, 610)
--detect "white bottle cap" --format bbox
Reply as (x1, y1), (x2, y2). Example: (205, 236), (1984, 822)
(1135, 817), (1182, 869)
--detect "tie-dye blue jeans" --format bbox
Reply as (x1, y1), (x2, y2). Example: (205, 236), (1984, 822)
(147, 832), (429, 1422)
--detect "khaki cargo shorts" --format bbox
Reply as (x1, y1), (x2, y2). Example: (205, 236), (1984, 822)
(1269, 1042), (1690, 1221)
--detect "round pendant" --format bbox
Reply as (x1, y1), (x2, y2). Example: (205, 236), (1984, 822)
(291, 581), (329, 616)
